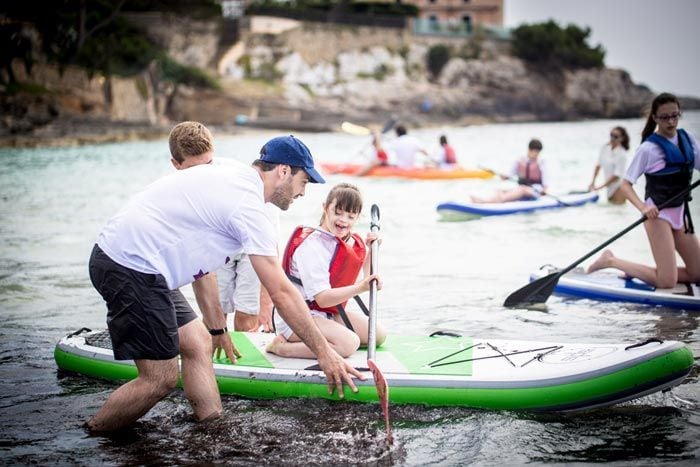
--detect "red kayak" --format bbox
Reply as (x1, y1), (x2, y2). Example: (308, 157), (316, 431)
(319, 163), (494, 180)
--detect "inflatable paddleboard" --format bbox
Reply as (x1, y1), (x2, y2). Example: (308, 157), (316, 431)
(55, 328), (693, 412)
(530, 265), (700, 310)
(437, 192), (599, 221)
(319, 163), (493, 180)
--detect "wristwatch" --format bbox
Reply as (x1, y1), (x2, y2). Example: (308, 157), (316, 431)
(208, 327), (228, 336)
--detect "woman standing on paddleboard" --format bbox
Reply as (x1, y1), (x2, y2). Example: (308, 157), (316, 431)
(588, 93), (700, 288)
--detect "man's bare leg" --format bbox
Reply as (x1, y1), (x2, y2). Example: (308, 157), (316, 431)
(88, 358), (179, 432)
(179, 319), (223, 421)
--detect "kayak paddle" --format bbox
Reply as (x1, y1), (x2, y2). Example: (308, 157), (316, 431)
(367, 204), (393, 444)
(477, 166), (573, 207)
(341, 121), (371, 136)
(504, 179), (700, 308)
(341, 117), (397, 137)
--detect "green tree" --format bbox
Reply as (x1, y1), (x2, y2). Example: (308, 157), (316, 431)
(511, 20), (605, 69)
(426, 44), (451, 79)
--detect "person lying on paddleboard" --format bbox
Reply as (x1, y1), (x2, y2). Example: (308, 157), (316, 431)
(471, 138), (550, 203)
(268, 183), (387, 358)
(587, 92), (700, 288)
(588, 126), (630, 204)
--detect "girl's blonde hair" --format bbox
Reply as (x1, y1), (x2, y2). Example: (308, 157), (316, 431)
(320, 183), (363, 224)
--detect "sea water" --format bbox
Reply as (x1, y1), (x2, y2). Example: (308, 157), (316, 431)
(1, 112), (699, 465)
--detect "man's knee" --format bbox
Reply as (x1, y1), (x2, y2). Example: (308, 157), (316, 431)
(179, 321), (212, 361)
(139, 362), (179, 398)
(234, 310), (257, 331)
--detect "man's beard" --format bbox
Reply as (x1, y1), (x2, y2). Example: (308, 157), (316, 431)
(269, 179), (294, 210)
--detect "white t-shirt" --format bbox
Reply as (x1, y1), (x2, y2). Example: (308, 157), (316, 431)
(597, 144), (628, 199)
(385, 135), (425, 169)
(97, 164), (277, 289)
(287, 228), (339, 300)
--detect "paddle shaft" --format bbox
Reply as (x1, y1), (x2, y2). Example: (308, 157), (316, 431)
(557, 178), (700, 278)
(478, 166), (572, 206)
(367, 204), (380, 360)
(504, 178), (699, 307)
(354, 118), (397, 159)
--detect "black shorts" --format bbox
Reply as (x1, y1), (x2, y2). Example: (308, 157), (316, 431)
(88, 244), (198, 360)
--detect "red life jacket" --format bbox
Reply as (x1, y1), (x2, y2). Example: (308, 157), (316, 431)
(281, 226), (366, 314)
(444, 144), (457, 164)
(516, 158), (543, 186)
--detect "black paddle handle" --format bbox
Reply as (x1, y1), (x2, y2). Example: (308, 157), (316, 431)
(558, 179), (700, 277)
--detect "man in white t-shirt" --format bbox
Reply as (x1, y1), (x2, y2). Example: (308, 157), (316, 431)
(383, 124), (431, 169)
(88, 130), (363, 432)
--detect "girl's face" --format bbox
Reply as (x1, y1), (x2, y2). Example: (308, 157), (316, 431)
(322, 198), (359, 239)
(609, 129), (623, 148)
(654, 102), (681, 137)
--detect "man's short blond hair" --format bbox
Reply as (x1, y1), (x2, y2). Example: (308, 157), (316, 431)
(169, 121), (214, 163)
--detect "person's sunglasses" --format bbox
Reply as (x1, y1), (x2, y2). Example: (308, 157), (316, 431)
(610, 133), (621, 140)
(656, 112), (681, 122)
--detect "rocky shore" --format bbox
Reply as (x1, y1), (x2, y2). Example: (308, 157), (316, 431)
(2, 15), (699, 149)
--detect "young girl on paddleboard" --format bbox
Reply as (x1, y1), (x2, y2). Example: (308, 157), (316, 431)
(587, 92), (700, 288)
(267, 183), (386, 358)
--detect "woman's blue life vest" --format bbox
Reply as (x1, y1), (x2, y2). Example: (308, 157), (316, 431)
(644, 129), (695, 232)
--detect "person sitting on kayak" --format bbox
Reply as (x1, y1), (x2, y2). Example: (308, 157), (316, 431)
(433, 134), (459, 169)
(384, 124), (433, 169)
(355, 130), (390, 176)
(587, 92), (700, 288)
(267, 183), (386, 358)
(471, 138), (549, 203)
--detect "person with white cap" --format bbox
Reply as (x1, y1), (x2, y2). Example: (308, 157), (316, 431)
(87, 132), (364, 432)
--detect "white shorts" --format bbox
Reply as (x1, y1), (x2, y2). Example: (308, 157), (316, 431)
(216, 253), (260, 315)
(645, 198), (686, 231)
(274, 309), (331, 339)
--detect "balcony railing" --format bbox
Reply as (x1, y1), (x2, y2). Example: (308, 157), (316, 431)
(245, 6), (408, 29)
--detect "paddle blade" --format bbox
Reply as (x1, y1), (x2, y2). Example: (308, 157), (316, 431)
(367, 358), (393, 444)
(503, 272), (560, 308)
(341, 121), (371, 136)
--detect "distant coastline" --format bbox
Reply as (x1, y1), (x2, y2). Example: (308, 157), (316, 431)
(3, 12), (699, 149)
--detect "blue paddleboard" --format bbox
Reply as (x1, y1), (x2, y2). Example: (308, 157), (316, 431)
(530, 265), (700, 310)
(437, 192), (599, 220)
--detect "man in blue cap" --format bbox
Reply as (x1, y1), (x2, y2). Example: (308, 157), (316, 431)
(88, 132), (364, 432)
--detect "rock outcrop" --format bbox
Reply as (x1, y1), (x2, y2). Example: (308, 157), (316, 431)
(0, 14), (680, 148)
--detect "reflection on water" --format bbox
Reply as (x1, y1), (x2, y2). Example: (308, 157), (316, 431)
(1, 113), (699, 464)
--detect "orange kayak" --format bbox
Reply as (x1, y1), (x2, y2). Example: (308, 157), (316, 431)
(319, 163), (494, 180)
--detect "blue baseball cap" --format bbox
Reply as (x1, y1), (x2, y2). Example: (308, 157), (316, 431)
(259, 135), (325, 184)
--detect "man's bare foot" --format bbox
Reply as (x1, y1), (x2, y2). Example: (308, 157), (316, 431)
(587, 249), (615, 273)
(265, 335), (287, 355)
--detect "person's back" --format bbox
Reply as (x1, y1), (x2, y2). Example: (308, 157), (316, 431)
(436, 134), (457, 168)
(385, 125), (428, 169)
(98, 164), (275, 290)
